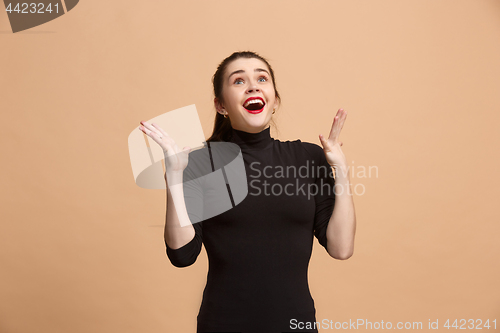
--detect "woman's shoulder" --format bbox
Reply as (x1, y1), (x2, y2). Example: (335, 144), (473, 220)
(274, 138), (324, 159)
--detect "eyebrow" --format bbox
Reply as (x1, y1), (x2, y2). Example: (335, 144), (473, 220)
(228, 68), (270, 81)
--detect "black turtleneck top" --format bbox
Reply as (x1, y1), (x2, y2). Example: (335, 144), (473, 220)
(166, 126), (336, 333)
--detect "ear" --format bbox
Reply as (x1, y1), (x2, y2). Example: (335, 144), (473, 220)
(214, 97), (225, 114)
(274, 98), (279, 111)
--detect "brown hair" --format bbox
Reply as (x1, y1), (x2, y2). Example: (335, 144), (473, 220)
(206, 51), (281, 143)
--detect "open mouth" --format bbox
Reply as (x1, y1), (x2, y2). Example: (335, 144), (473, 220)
(243, 97), (265, 112)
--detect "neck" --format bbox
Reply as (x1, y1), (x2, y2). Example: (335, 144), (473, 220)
(228, 126), (273, 151)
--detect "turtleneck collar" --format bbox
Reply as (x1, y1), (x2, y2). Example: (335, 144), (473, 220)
(228, 126), (274, 151)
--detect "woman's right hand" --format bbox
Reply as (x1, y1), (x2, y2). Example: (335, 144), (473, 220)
(139, 121), (191, 174)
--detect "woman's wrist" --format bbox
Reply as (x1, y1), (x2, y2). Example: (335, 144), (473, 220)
(332, 164), (350, 180)
(164, 170), (184, 186)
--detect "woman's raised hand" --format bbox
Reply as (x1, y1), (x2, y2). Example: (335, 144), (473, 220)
(319, 108), (348, 169)
(139, 121), (191, 174)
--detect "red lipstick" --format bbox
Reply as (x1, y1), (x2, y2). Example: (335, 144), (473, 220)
(243, 96), (265, 114)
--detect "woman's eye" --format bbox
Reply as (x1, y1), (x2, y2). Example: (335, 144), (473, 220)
(234, 76), (268, 84)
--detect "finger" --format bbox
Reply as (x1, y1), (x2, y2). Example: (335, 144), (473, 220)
(327, 116), (336, 140)
(328, 114), (340, 142)
(140, 125), (160, 140)
(338, 109), (347, 132)
(140, 121), (162, 138)
(319, 134), (331, 152)
(151, 131), (163, 140)
(151, 123), (169, 137)
(330, 109), (344, 137)
(336, 113), (347, 139)
(328, 111), (339, 137)
(330, 109), (346, 141)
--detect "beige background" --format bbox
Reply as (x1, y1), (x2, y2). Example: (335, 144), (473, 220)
(1, 0), (499, 332)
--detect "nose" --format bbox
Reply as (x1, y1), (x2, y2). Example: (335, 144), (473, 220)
(246, 79), (260, 93)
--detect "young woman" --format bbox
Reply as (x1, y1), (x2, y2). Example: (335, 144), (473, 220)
(139, 51), (356, 333)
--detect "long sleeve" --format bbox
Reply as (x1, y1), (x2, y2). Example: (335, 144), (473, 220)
(165, 221), (203, 267)
(165, 149), (205, 267)
(301, 142), (336, 252)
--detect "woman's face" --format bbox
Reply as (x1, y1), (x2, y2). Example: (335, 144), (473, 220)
(215, 57), (279, 133)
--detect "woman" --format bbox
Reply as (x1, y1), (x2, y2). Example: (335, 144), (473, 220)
(139, 51), (356, 333)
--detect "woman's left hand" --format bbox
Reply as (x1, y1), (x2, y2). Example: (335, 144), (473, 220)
(319, 108), (348, 169)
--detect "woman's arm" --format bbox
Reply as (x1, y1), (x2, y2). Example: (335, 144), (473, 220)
(325, 165), (356, 260)
(138, 121), (197, 251)
(164, 171), (196, 250)
(318, 108), (356, 260)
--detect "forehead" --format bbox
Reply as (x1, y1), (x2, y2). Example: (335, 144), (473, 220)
(225, 58), (269, 77)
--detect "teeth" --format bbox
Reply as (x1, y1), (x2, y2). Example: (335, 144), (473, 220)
(244, 99), (264, 108)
